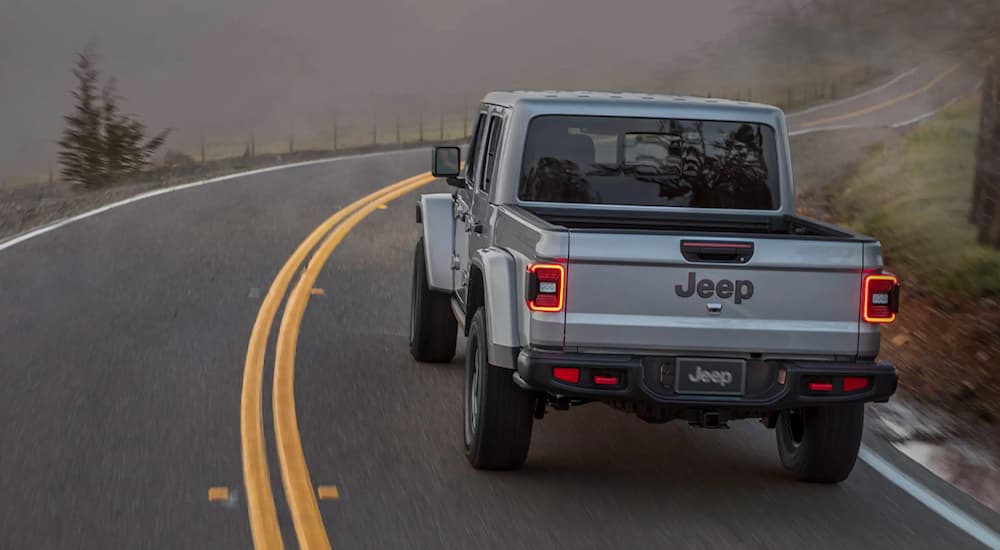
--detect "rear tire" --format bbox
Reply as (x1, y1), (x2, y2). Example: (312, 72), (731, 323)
(776, 404), (864, 483)
(409, 237), (457, 363)
(464, 307), (534, 470)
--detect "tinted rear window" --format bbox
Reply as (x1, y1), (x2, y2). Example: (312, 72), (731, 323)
(518, 115), (780, 209)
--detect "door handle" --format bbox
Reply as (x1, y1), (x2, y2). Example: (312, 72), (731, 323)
(681, 240), (754, 263)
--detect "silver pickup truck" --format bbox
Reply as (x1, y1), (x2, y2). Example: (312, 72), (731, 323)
(410, 91), (899, 483)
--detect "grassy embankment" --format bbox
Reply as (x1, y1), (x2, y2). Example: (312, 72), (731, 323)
(834, 98), (1000, 428)
(836, 98), (1000, 299)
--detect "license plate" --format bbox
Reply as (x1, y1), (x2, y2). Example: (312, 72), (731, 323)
(675, 358), (746, 395)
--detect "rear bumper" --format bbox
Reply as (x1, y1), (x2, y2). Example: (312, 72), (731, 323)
(514, 350), (897, 411)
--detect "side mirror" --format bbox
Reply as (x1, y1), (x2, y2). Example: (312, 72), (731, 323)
(432, 146), (461, 178)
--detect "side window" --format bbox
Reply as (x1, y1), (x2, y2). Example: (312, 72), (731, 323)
(465, 112), (487, 186)
(481, 115), (503, 192)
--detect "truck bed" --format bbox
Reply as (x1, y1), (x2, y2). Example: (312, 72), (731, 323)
(494, 204), (882, 359)
(517, 204), (874, 242)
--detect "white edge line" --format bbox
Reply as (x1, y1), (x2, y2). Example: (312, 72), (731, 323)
(891, 108), (949, 129)
(786, 66), (920, 118)
(788, 124), (879, 137)
(890, 93), (965, 129)
(791, 79), (983, 137)
(890, 79), (982, 129)
(860, 446), (1000, 549)
(0, 148), (427, 253)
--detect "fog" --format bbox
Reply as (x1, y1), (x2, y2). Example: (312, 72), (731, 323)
(0, 0), (764, 181)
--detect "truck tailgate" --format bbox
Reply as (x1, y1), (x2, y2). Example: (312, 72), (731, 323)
(564, 232), (864, 356)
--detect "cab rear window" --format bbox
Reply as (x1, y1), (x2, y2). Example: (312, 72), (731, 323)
(518, 115), (780, 210)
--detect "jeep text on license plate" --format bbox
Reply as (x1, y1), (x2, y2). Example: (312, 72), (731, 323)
(674, 358), (747, 396)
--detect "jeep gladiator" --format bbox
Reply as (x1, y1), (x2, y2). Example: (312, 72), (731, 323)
(410, 91), (899, 483)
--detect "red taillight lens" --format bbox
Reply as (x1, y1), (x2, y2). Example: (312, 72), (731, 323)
(593, 375), (619, 386)
(843, 376), (870, 392)
(527, 263), (566, 312)
(808, 382), (834, 392)
(862, 273), (899, 324)
(553, 367), (579, 384)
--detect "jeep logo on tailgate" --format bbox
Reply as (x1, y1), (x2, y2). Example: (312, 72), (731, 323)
(688, 365), (733, 386)
(675, 272), (754, 304)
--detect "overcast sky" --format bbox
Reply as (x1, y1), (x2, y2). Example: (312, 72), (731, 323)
(0, 0), (762, 181)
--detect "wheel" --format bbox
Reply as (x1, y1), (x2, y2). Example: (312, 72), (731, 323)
(776, 404), (865, 483)
(409, 237), (457, 363)
(464, 307), (535, 470)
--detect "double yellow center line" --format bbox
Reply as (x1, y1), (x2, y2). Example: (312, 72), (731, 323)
(241, 171), (436, 549)
(800, 64), (960, 128)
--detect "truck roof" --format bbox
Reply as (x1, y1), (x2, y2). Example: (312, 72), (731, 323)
(482, 90), (783, 118)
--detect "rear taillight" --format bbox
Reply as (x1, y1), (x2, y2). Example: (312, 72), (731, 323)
(527, 263), (565, 312)
(843, 376), (870, 392)
(553, 367), (579, 384)
(862, 273), (900, 324)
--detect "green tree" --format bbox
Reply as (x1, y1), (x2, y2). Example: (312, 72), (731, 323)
(57, 49), (104, 187)
(100, 78), (168, 180)
(58, 49), (170, 188)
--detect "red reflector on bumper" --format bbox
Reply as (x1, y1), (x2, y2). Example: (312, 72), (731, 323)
(593, 375), (619, 386)
(553, 367), (579, 384)
(808, 382), (833, 392)
(843, 376), (869, 392)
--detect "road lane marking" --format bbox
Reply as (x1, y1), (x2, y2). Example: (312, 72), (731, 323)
(272, 173), (435, 549)
(860, 447), (1000, 549)
(799, 65), (960, 128)
(310, 288), (326, 296)
(0, 149), (427, 253)
(889, 80), (980, 129)
(242, 172), (433, 550)
(786, 65), (920, 118)
(316, 486), (340, 501)
(788, 124), (874, 137)
(208, 487), (230, 502)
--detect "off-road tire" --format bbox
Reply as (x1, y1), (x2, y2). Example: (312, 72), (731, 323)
(409, 237), (457, 363)
(464, 307), (534, 470)
(776, 404), (865, 483)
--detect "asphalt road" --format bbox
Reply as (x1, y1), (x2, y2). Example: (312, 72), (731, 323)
(1, 61), (997, 549)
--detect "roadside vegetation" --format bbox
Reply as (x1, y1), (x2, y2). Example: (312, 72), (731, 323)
(58, 49), (169, 188)
(836, 99), (1000, 298)
(830, 99), (1000, 436)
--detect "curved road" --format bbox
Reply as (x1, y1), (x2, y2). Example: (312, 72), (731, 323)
(1, 61), (997, 549)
